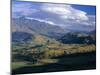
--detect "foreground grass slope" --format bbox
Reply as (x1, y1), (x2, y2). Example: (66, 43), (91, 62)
(12, 40), (96, 74)
(12, 51), (96, 74)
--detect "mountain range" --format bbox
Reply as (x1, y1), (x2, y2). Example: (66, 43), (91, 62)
(11, 16), (96, 44)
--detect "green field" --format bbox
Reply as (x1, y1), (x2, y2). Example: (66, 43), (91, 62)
(12, 43), (96, 74)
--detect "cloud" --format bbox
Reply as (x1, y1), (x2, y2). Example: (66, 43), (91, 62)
(26, 17), (56, 25)
(12, 2), (96, 29)
(40, 3), (96, 27)
(41, 3), (88, 21)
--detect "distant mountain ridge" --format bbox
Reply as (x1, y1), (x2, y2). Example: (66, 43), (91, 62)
(12, 16), (66, 43)
(12, 16), (96, 44)
(12, 16), (66, 34)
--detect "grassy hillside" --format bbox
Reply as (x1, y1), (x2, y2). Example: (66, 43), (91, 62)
(12, 22), (96, 74)
(12, 38), (96, 74)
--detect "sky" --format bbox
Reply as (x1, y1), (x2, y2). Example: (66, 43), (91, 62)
(12, 0), (96, 31)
